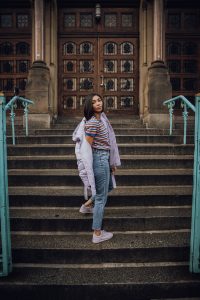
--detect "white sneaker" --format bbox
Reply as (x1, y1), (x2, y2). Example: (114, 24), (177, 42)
(79, 204), (93, 214)
(92, 230), (113, 244)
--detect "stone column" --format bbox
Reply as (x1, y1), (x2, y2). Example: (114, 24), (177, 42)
(146, 0), (172, 128)
(25, 0), (51, 128)
(34, 0), (44, 61)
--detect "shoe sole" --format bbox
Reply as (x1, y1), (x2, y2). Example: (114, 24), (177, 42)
(92, 235), (113, 244)
(79, 210), (93, 214)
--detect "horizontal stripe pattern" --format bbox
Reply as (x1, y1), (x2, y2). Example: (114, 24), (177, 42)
(85, 116), (110, 150)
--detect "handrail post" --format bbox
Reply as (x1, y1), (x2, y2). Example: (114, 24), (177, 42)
(168, 101), (174, 136)
(24, 102), (29, 136)
(190, 93), (200, 273)
(182, 102), (188, 145)
(163, 95), (196, 145)
(10, 104), (16, 145)
(0, 92), (12, 276)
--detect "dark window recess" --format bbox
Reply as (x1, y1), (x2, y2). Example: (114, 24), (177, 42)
(66, 43), (74, 54)
(0, 14), (12, 28)
(64, 14), (76, 28)
(67, 97), (73, 107)
(167, 43), (181, 55)
(182, 42), (197, 55)
(17, 14), (29, 28)
(123, 43), (131, 53)
(16, 42), (30, 55)
(167, 60), (181, 73)
(170, 78), (180, 91)
(0, 42), (14, 55)
(67, 61), (74, 72)
(107, 61), (114, 71)
(183, 78), (197, 91)
(183, 60), (197, 73)
(67, 79), (73, 89)
(107, 97), (114, 108)
(168, 13), (181, 29)
(124, 61), (131, 72)
(107, 43), (114, 54)
(124, 97), (131, 107)
(106, 79), (114, 90)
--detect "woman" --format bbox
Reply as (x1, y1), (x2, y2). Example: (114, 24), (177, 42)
(73, 93), (121, 243)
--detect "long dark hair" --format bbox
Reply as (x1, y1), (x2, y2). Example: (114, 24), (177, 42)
(84, 93), (104, 121)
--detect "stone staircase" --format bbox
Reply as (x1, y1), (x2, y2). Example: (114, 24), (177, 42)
(1, 116), (200, 299)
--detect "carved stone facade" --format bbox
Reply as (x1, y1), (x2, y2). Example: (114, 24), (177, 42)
(0, 0), (199, 127)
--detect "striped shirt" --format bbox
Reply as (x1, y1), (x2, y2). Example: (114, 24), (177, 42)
(85, 116), (110, 150)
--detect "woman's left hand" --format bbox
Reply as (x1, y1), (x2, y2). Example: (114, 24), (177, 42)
(111, 166), (117, 174)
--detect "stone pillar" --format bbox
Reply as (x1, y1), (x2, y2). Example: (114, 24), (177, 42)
(25, 0), (51, 128)
(145, 0), (172, 128)
(34, 0), (44, 61)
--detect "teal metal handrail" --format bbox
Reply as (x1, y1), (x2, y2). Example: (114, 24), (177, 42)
(190, 93), (200, 273)
(6, 95), (34, 145)
(163, 95), (196, 145)
(0, 91), (33, 277)
(163, 94), (200, 273)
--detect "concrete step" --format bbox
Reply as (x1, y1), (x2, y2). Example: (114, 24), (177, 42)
(7, 154), (194, 169)
(8, 185), (193, 197)
(55, 115), (143, 125)
(0, 263), (200, 300)
(37, 128), (194, 136)
(8, 169), (193, 186)
(7, 143), (195, 156)
(53, 121), (146, 128)
(11, 230), (190, 264)
(10, 128), (194, 136)
(9, 194), (192, 208)
(9, 206), (191, 231)
(6, 134), (195, 144)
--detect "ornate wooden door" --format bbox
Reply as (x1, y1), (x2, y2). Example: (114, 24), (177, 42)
(99, 37), (138, 113)
(58, 4), (139, 115)
(58, 36), (138, 115)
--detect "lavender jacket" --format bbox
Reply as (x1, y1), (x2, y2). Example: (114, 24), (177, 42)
(72, 113), (121, 199)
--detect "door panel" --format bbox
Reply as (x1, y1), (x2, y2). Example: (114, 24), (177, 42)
(59, 36), (138, 115)
(58, 5), (139, 115)
(59, 37), (98, 112)
(99, 37), (138, 113)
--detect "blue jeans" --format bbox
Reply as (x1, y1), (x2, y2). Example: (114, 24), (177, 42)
(92, 149), (113, 230)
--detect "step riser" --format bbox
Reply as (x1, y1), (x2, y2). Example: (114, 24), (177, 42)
(9, 129), (194, 135)
(8, 174), (193, 186)
(7, 135), (194, 144)
(12, 247), (189, 264)
(8, 159), (193, 169)
(0, 275), (200, 300)
(10, 217), (191, 232)
(9, 195), (192, 207)
(7, 146), (194, 156)
(54, 123), (146, 128)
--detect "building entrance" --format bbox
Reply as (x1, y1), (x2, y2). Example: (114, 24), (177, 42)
(58, 4), (139, 115)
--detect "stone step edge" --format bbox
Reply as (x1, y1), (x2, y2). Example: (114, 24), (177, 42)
(8, 185), (193, 196)
(9, 206), (191, 219)
(8, 168), (193, 176)
(12, 261), (188, 269)
(7, 134), (194, 137)
(11, 229), (190, 235)
(7, 154), (194, 160)
(7, 143), (195, 147)
(11, 231), (190, 250)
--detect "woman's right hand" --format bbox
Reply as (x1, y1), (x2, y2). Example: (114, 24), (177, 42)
(85, 135), (94, 145)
